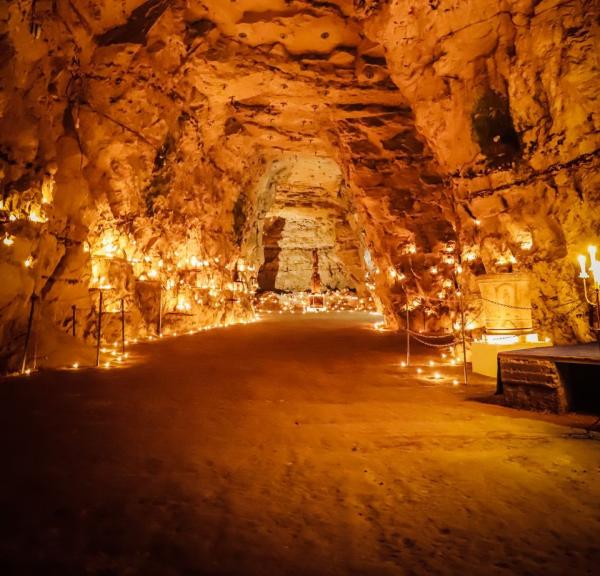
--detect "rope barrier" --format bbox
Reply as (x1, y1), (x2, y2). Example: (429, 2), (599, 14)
(406, 328), (454, 339)
(408, 333), (457, 348)
(404, 289), (587, 313)
(544, 298), (581, 310)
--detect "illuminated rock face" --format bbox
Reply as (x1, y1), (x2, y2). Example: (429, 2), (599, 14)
(0, 0), (598, 369)
(363, 0), (600, 342)
(254, 156), (363, 292)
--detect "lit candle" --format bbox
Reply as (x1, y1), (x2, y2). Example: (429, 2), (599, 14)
(591, 261), (600, 285)
(588, 245), (597, 263)
(577, 254), (588, 278)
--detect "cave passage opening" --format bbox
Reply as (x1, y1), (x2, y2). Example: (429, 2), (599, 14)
(242, 154), (370, 311)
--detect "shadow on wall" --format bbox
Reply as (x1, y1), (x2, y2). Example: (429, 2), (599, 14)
(258, 217), (286, 290)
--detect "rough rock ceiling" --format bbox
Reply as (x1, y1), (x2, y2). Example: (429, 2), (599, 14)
(0, 0), (598, 369)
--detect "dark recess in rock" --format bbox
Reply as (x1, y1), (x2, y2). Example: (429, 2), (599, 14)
(233, 193), (248, 246)
(349, 139), (381, 156)
(96, 0), (170, 46)
(0, 34), (14, 68)
(388, 189), (415, 213)
(362, 54), (387, 66)
(382, 131), (425, 154)
(186, 19), (217, 40)
(225, 117), (244, 136)
(420, 172), (445, 185)
(144, 136), (174, 215)
(472, 90), (521, 168)
(336, 103), (413, 116)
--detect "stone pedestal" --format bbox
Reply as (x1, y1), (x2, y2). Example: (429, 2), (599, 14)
(473, 273), (551, 378)
(477, 273), (533, 335)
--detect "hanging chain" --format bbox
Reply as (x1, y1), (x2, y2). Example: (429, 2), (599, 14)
(478, 296), (532, 310)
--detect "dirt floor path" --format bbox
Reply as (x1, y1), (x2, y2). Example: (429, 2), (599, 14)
(1, 312), (599, 575)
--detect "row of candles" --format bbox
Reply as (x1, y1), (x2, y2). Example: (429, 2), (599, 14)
(64, 314), (261, 372)
(85, 227), (259, 317)
(399, 355), (464, 387)
(1, 192), (50, 270)
(4, 184), (598, 370)
(255, 290), (376, 313)
(33, 244), (593, 376)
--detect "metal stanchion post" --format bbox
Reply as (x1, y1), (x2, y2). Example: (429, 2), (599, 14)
(120, 298), (125, 355)
(400, 286), (410, 366)
(157, 288), (162, 336)
(72, 305), (76, 337)
(21, 295), (37, 374)
(458, 291), (469, 385)
(595, 287), (600, 350)
(32, 321), (39, 371)
(406, 303), (410, 366)
(96, 290), (104, 367)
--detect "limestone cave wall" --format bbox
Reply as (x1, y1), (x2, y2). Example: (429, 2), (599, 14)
(363, 0), (599, 341)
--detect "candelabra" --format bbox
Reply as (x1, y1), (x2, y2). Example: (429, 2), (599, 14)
(577, 245), (600, 348)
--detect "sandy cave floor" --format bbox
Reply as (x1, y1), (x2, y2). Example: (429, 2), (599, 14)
(1, 312), (599, 576)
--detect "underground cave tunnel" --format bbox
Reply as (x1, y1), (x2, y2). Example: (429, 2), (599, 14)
(1, 1), (600, 575)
